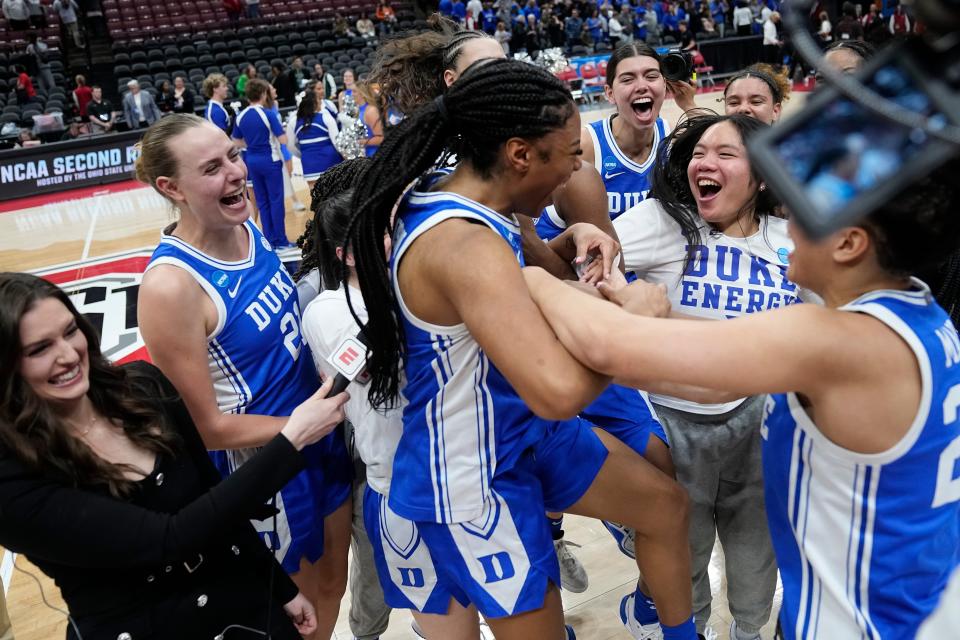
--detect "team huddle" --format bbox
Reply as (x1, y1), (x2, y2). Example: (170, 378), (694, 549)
(0, 22), (957, 640)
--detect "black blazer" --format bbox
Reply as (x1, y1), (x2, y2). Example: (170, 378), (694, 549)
(0, 362), (305, 640)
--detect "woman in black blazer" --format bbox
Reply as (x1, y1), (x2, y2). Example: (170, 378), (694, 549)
(0, 273), (349, 639)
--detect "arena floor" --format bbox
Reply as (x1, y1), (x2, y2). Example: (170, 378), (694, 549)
(1, 89), (806, 640)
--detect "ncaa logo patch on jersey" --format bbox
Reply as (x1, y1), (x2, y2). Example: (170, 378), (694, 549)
(212, 270), (230, 287)
(777, 247), (790, 264)
(33, 248), (154, 364)
(261, 236), (273, 252)
(602, 156), (618, 173)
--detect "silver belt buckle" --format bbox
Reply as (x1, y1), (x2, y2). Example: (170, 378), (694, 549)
(183, 553), (204, 573)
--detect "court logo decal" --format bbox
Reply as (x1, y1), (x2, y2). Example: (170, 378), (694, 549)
(33, 249), (154, 364)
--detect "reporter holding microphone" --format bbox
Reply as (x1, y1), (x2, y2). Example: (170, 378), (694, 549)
(0, 273), (348, 640)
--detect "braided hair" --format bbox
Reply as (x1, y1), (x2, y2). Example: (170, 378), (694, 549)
(294, 158), (372, 282)
(650, 113), (778, 277)
(346, 58), (575, 407)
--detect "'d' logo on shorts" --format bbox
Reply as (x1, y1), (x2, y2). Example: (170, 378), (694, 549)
(602, 156), (618, 173)
(477, 552), (516, 584)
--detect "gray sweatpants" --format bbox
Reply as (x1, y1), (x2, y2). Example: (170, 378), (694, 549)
(345, 424), (392, 640)
(654, 396), (777, 635)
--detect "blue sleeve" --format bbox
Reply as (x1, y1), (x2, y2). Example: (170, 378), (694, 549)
(212, 107), (228, 132)
(231, 118), (244, 140)
(267, 110), (284, 137)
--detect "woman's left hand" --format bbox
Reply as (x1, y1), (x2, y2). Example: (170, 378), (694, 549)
(283, 592), (317, 636)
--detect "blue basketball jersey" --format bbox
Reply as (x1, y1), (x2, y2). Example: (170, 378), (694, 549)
(585, 114), (668, 219)
(145, 220), (317, 419)
(205, 100), (231, 134)
(388, 177), (542, 524)
(762, 281), (960, 639)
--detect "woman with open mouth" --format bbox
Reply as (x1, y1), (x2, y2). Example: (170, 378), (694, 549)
(609, 112), (797, 640)
(135, 114), (356, 640)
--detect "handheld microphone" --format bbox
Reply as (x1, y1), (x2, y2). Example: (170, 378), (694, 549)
(326, 327), (371, 396)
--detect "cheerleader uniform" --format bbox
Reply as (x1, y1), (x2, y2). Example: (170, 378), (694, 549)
(233, 105), (288, 247)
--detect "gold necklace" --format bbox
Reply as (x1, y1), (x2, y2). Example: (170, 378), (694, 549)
(78, 414), (99, 437)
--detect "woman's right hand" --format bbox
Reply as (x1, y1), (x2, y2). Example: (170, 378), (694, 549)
(281, 376), (349, 450)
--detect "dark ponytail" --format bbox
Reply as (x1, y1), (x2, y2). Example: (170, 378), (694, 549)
(346, 58), (575, 408)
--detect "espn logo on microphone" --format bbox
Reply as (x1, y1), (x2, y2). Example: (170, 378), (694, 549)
(328, 336), (370, 383)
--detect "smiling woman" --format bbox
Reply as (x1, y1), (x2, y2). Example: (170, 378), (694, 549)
(0, 272), (350, 639)
(611, 112), (791, 639)
(132, 114), (355, 640)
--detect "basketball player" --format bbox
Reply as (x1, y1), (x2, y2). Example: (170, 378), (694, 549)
(291, 80), (342, 190)
(525, 149), (960, 640)
(368, 19), (619, 281)
(346, 58), (697, 640)
(135, 114), (354, 640)
(535, 43), (697, 241)
(721, 65), (790, 125)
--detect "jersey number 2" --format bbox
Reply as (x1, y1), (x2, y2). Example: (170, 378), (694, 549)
(933, 382), (960, 508)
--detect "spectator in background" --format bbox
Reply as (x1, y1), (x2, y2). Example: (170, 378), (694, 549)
(14, 65), (36, 106)
(494, 19), (510, 52)
(564, 7), (583, 48)
(86, 85), (114, 133)
(524, 13), (543, 53)
(678, 20), (697, 50)
(733, 0), (753, 35)
(333, 12), (354, 37)
(171, 76), (195, 114)
(451, 0), (466, 24)
(835, 2), (863, 40)
(817, 10), (833, 45)
(438, 0), (452, 16)
(481, 1), (497, 33)
(861, 2), (886, 42)
(2, 0), (30, 31)
(25, 0), (45, 28)
(122, 79), (161, 129)
(222, 0), (242, 24)
(762, 10), (781, 64)
(52, 0), (83, 47)
(888, 2), (910, 35)
(244, 0), (259, 20)
(710, 0), (728, 37)
(375, 0), (396, 35)
(357, 13), (376, 39)
(73, 74), (92, 120)
(546, 11), (565, 45)
(523, 0), (540, 20)
(467, 0), (483, 23)
(585, 7), (603, 44)
(156, 79), (175, 112)
(290, 56), (307, 88)
(313, 62), (337, 100)
(236, 64), (256, 95)
(608, 9), (624, 46)
(60, 119), (86, 140)
(25, 32), (55, 93)
(270, 62), (297, 108)
(15, 128), (39, 147)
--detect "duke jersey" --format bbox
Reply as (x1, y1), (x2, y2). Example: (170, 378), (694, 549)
(388, 177), (543, 524)
(762, 282), (960, 639)
(615, 198), (800, 414)
(534, 114), (669, 241)
(586, 114), (668, 219)
(146, 221), (342, 572)
(205, 99), (231, 134)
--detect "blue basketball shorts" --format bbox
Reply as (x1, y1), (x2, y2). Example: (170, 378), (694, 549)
(211, 426), (352, 574)
(581, 384), (669, 456)
(367, 458), (560, 618)
(533, 417), (609, 513)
